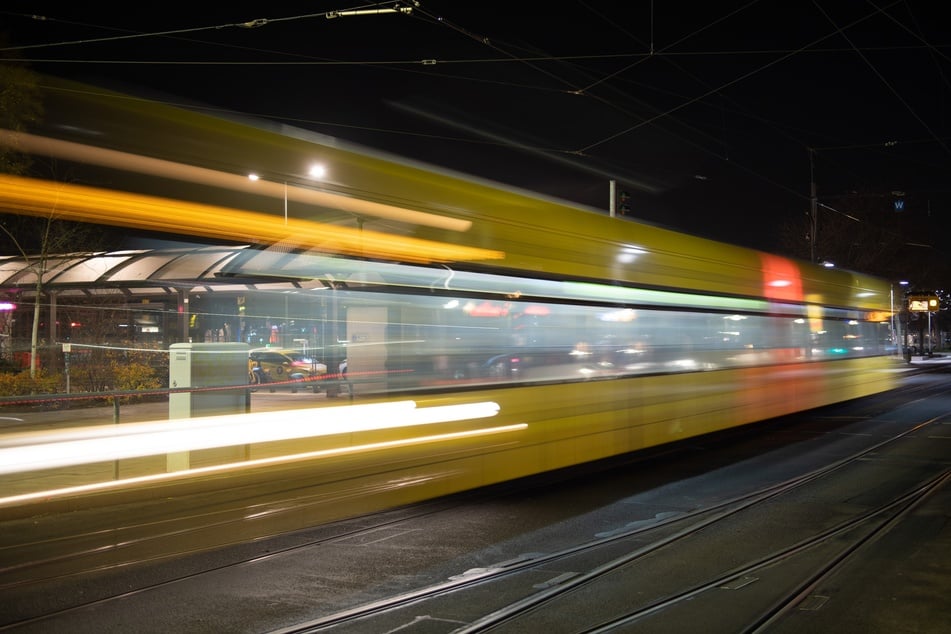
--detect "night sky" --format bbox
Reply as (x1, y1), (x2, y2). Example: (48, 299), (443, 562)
(3, 1), (950, 257)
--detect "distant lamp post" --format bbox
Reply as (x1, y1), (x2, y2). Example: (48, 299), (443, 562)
(248, 164), (327, 225)
(891, 280), (909, 358)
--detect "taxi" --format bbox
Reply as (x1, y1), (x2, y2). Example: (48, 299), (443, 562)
(248, 348), (327, 393)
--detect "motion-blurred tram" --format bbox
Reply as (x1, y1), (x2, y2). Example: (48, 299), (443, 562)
(0, 77), (898, 557)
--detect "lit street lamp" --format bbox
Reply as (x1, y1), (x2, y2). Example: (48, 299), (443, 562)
(891, 280), (909, 359)
(248, 163), (327, 225)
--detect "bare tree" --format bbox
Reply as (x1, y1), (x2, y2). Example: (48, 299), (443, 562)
(0, 44), (43, 372)
(1, 51), (131, 378)
(0, 214), (106, 377)
(779, 190), (924, 278)
(1, 42), (113, 376)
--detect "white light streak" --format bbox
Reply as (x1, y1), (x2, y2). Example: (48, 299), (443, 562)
(0, 400), (501, 475)
(0, 422), (526, 506)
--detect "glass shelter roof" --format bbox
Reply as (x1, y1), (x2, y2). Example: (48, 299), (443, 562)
(0, 244), (301, 299)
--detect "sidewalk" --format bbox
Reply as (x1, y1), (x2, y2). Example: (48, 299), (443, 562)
(905, 352), (951, 366)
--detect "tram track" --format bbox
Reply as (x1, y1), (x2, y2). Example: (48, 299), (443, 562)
(272, 392), (951, 633)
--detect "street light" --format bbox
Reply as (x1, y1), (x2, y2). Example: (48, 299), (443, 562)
(891, 280), (909, 358)
(248, 163), (327, 225)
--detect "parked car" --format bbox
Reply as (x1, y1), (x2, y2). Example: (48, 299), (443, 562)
(248, 348), (327, 393)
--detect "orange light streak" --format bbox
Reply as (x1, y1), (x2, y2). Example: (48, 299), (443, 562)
(0, 174), (504, 265)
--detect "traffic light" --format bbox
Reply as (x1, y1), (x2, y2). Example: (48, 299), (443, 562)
(617, 190), (631, 216)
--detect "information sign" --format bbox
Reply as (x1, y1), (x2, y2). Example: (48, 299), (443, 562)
(907, 295), (939, 312)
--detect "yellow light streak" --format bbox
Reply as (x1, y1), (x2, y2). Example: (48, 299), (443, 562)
(0, 174), (504, 264)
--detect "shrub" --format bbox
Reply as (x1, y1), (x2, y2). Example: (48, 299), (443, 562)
(0, 369), (62, 397)
(112, 360), (162, 401)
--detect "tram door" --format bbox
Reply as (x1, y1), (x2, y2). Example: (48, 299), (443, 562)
(346, 306), (387, 395)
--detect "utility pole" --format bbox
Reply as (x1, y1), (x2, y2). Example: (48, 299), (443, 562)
(809, 147), (817, 263)
(609, 179), (617, 217)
